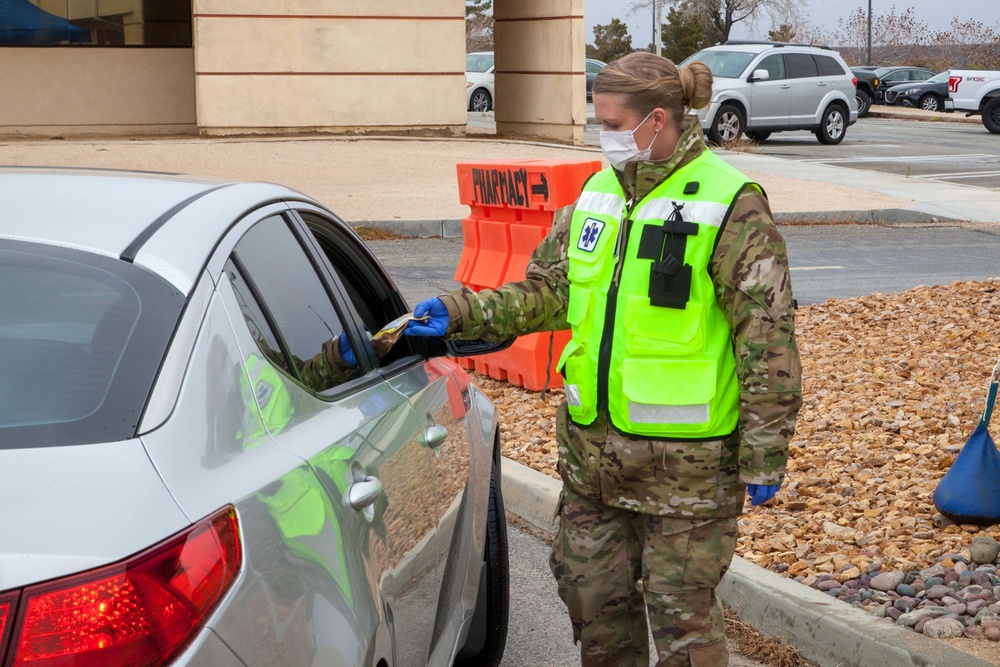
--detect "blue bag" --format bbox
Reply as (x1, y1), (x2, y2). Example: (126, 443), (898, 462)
(933, 362), (1000, 526)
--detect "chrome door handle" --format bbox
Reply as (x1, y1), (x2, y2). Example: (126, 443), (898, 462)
(348, 476), (383, 511)
(419, 424), (448, 448)
(781, 84), (791, 89)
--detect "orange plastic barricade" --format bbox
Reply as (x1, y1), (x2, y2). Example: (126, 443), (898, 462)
(452, 159), (603, 390)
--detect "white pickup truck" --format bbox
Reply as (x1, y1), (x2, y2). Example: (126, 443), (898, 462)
(946, 70), (1000, 133)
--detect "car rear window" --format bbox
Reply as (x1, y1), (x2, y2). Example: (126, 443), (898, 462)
(786, 53), (819, 78)
(0, 241), (184, 448)
(683, 49), (755, 78)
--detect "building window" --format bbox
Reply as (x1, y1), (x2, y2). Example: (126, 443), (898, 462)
(0, 0), (192, 46)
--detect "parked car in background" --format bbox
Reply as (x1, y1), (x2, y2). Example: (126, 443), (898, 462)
(850, 67), (878, 117)
(885, 71), (950, 111)
(466, 51), (495, 112)
(586, 59), (607, 101)
(683, 41), (858, 145)
(852, 66), (935, 116)
(870, 66), (936, 102)
(0, 168), (511, 667)
(947, 69), (1000, 133)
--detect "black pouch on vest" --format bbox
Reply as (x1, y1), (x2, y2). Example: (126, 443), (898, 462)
(637, 202), (698, 309)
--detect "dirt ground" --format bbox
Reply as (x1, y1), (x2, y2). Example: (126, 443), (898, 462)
(0, 135), (912, 221)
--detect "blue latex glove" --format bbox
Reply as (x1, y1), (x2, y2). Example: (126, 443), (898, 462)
(747, 484), (780, 506)
(404, 298), (450, 337)
(338, 331), (356, 367)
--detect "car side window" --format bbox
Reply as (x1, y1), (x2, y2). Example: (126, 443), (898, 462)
(785, 53), (818, 79)
(586, 61), (602, 74)
(913, 70), (934, 81)
(884, 71), (907, 83)
(298, 211), (419, 368)
(229, 215), (359, 393)
(757, 54), (786, 80)
(815, 55), (847, 76)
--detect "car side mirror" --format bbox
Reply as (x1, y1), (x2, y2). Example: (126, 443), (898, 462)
(419, 336), (516, 358)
(749, 69), (770, 82)
(445, 338), (515, 357)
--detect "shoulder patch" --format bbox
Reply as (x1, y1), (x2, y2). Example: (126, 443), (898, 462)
(577, 218), (605, 252)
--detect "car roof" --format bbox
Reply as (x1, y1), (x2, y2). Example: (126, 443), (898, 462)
(0, 167), (317, 295)
(705, 42), (830, 55)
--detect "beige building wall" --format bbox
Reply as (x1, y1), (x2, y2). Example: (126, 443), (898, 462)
(0, 48), (196, 136)
(192, 0), (468, 136)
(494, 0), (587, 145)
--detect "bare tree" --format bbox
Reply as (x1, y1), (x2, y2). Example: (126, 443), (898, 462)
(929, 19), (1000, 70)
(466, 0), (494, 52)
(827, 6), (930, 66)
(628, 0), (805, 45)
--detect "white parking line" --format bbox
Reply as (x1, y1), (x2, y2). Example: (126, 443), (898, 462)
(803, 154), (997, 164)
(915, 170), (1000, 180)
(790, 266), (844, 271)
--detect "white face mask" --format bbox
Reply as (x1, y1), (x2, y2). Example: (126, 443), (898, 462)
(599, 111), (659, 171)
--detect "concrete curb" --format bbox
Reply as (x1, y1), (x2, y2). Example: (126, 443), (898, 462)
(499, 455), (994, 667)
(866, 108), (982, 125)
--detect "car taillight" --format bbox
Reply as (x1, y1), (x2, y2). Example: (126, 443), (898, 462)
(949, 75), (961, 93)
(3, 507), (240, 667)
(852, 76), (858, 88)
(0, 592), (19, 661)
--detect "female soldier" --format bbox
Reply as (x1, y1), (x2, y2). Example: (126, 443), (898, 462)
(405, 52), (801, 667)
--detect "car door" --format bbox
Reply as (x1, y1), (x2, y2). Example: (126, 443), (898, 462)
(215, 212), (444, 665)
(291, 207), (485, 666)
(877, 69), (911, 99)
(748, 53), (790, 128)
(785, 52), (824, 125)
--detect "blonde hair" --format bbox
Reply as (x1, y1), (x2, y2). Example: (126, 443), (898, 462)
(593, 52), (713, 126)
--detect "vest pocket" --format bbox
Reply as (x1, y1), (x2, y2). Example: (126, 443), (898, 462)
(623, 295), (705, 356)
(621, 358), (717, 425)
(556, 338), (593, 411)
(566, 285), (592, 326)
(567, 225), (615, 283)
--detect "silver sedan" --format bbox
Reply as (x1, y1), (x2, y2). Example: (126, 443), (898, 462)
(0, 168), (509, 667)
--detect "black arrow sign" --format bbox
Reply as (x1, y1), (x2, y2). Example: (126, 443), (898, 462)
(531, 173), (549, 201)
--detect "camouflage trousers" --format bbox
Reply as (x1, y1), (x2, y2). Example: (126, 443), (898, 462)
(549, 406), (739, 666)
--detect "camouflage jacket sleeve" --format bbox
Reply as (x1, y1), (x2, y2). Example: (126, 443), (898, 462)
(295, 338), (359, 391)
(439, 205), (574, 341)
(711, 187), (802, 486)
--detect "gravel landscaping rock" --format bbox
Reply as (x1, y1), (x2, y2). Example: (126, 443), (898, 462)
(973, 537), (1000, 565)
(924, 618), (966, 639)
(871, 571), (905, 591)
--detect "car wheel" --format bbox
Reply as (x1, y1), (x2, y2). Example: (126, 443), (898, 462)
(919, 94), (942, 112)
(708, 104), (744, 145)
(982, 98), (1000, 134)
(469, 89), (493, 113)
(745, 131), (771, 142)
(454, 458), (509, 667)
(816, 104), (847, 145)
(855, 90), (871, 118)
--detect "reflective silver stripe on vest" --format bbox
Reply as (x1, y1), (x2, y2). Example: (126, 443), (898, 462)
(576, 191), (626, 218)
(628, 401), (710, 424)
(634, 199), (729, 227)
(565, 384), (582, 407)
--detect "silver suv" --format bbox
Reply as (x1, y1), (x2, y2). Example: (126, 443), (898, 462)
(683, 42), (858, 145)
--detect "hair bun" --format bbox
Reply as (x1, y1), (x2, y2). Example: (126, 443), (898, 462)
(677, 66), (695, 104)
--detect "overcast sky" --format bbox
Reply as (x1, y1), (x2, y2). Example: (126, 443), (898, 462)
(585, 0), (997, 47)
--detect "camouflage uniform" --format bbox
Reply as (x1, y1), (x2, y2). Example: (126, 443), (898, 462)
(440, 119), (802, 666)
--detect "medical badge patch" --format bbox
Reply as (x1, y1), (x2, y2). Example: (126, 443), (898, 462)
(577, 218), (605, 252)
